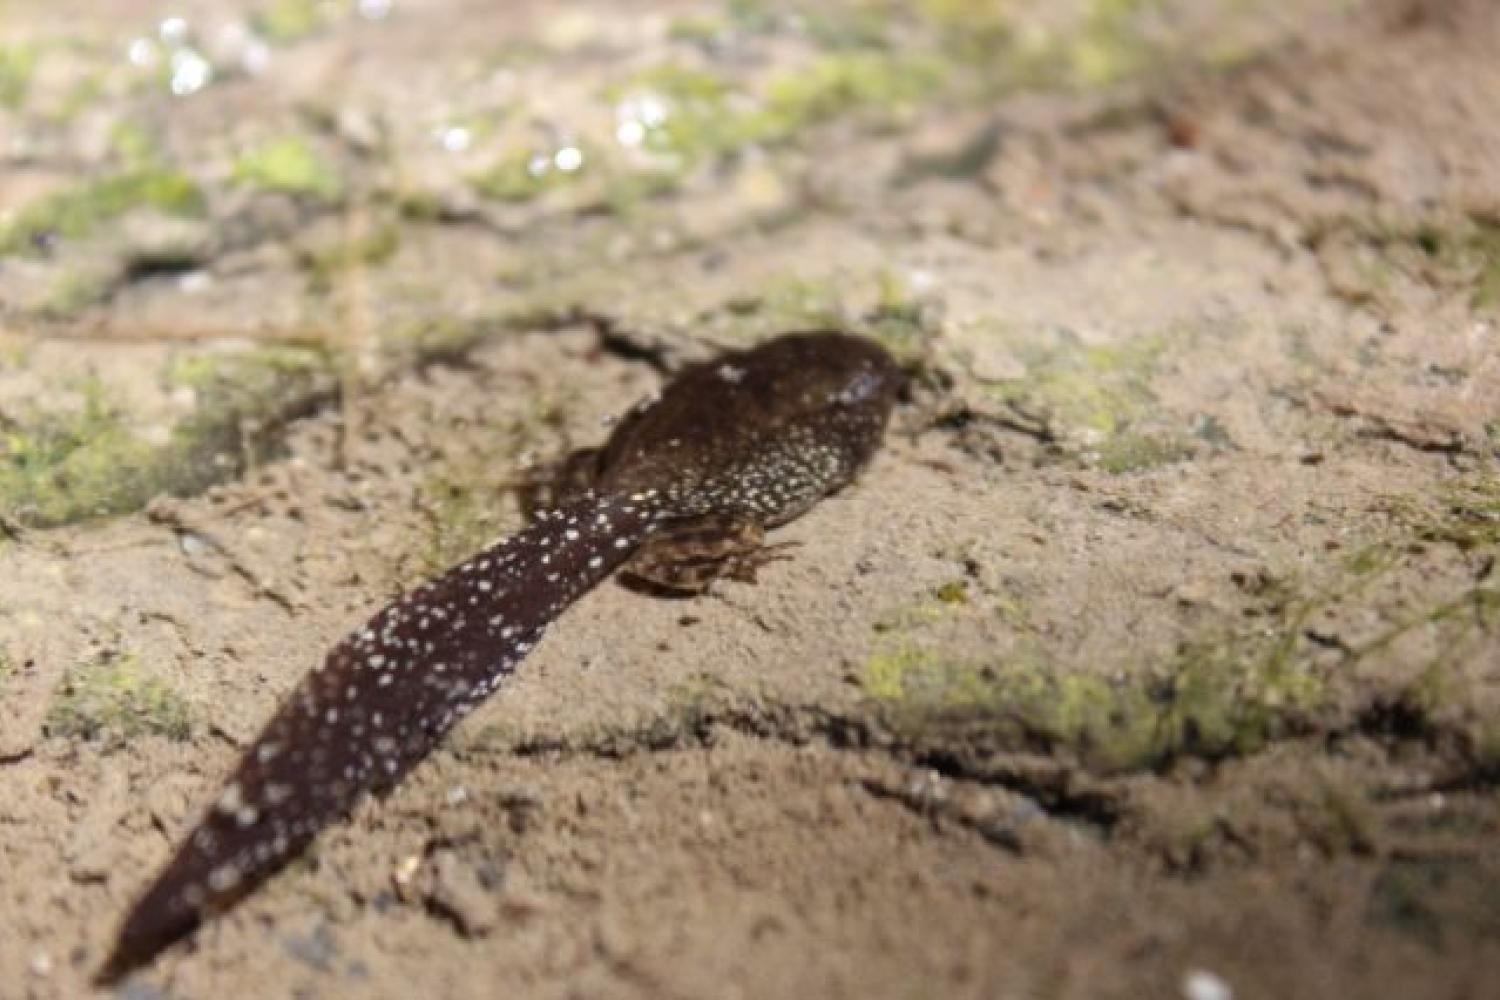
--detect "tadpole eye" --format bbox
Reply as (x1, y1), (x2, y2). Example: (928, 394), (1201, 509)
(832, 369), (884, 406)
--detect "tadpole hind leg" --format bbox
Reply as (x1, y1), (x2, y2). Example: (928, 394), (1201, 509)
(622, 513), (797, 594)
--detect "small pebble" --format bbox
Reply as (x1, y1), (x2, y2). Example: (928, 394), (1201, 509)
(1181, 968), (1234, 1000)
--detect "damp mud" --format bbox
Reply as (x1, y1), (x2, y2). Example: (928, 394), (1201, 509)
(1, 1), (1497, 998)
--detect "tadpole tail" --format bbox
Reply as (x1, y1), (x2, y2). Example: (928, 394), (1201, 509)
(100, 492), (658, 982)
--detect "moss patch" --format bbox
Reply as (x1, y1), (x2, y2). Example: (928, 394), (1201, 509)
(1311, 213), (1500, 311)
(0, 169), (204, 256)
(862, 474), (1500, 775)
(608, 63), (738, 170)
(1388, 475), (1500, 552)
(759, 50), (943, 135)
(1094, 431), (1194, 474)
(1067, 0), (1162, 86)
(298, 221), (401, 293)
(704, 268), (936, 362)
(862, 624), (1328, 774)
(919, 0), (1016, 65)
(256, 0), (332, 44)
(44, 651), (191, 743)
(714, 274), (847, 339)
(599, 48), (944, 199)
(1, 346), (332, 528)
(1470, 219), (1500, 309)
(471, 145), (590, 204)
(988, 327), (1168, 436)
(2, 378), (175, 526)
(0, 43), (40, 108)
(1408, 216), (1500, 311)
(37, 266), (116, 317)
(233, 135), (342, 200)
(415, 393), (571, 575)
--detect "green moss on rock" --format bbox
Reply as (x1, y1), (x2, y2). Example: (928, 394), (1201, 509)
(233, 135), (342, 200)
(1388, 475), (1500, 552)
(1094, 431), (1194, 474)
(415, 394), (570, 574)
(45, 651), (191, 743)
(1, 346), (332, 528)
(863, 621), (1328, 773)
(760, 51), (943, 134)
(471, 146), (589, 203)
(0, 43), (40, 108)
(299, 221), (401, 292)
(256, 0), (331, 44)
(0, 169), (204, 256)
(988, 328), (1167, 436)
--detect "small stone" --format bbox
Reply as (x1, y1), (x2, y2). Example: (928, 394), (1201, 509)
(392, 853), (422, 900)
(282, 924), (336, 970)
(1181, 968), (1234, 1000)
(425, 852), (499, 937)
(119, 979), (171, 1000)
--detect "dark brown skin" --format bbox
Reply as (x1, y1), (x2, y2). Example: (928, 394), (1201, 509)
(101, 331), (900, 980)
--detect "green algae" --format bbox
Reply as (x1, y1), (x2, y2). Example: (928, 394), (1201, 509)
(934, 580), (969, 605)
(988, 328), (1167, 436)
(0, 43), (39, 108)
(1464, 219), (1500, 310)
(1068, 0), (1161, 86)
(760, 50), (943, 133)
(859, 474), (1500, 775)
(0, 169), (204, 256)
(667, 12), (732, 44)
(233, 135), (342, 200)
(0, 346), (331, 528)
(471, 145), (590, 203)
(1390, 475), (1500, 552)
(602, 49), (944, 189)
(44, 651), (191, 743)
(1, 378), (175, 527)
(108, 120), (162, 167)
(863, 645), (1159, 772)
(1094, 431), (1194, 474)
(1310, 213), (1500, 311)
(863, 624), (1329, 774)
(1402, 215), (1500, 310)
(415, 393), (571, 575)
(256, 0), (331, 44)
(419, 459), (515, 575)
(704, 268), (935, 361)
(37, 267), (114, 317)
(606, 63), (739, 170)
(1386, 216), (1500, 309)
(862, 542), (1338, 773)
(299, 221), (401, 293)
(715, 274), (847, 339)
(163, 342), (331, 408)
(919, 0), (1168, 88)
(918, 0), (1015, 65)
(855, 269), (938, 364)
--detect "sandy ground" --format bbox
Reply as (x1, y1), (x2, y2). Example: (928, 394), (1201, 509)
(1, 1), (1498, 998)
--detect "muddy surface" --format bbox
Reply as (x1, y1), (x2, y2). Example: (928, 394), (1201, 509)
(1, 1), (1498, 998)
